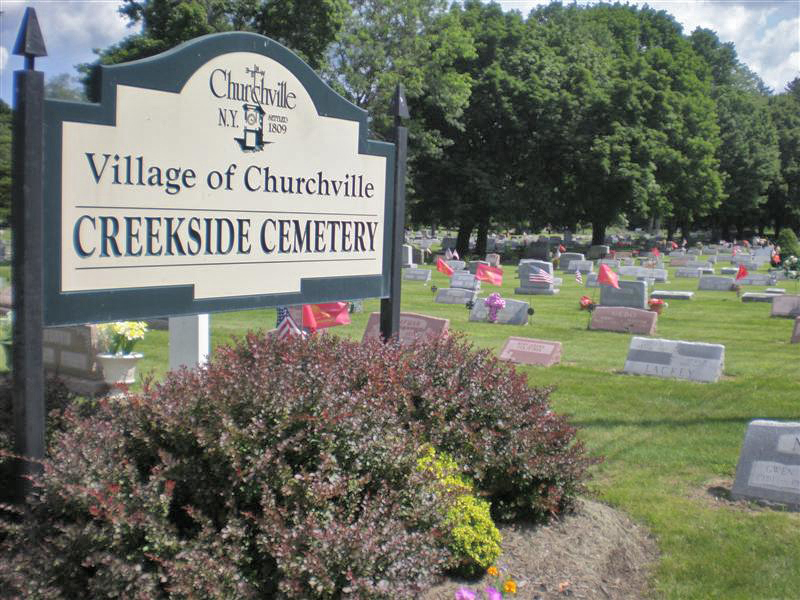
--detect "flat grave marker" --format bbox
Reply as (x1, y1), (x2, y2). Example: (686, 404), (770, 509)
(650, 290), (694, 300)
(363, 312), (449, 345)
(698, 276), (735, 291)
(402, 268), (431, 283)
(450, 272), (481, 291)
(589, 306), (657, 335)
(498, 336), (561, 366)
(565, 259), (594, 274)
(434, 287), (478, 305)
(623, 337), (724, 383)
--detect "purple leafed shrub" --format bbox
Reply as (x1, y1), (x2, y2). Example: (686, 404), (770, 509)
(0, 331), (594, 598)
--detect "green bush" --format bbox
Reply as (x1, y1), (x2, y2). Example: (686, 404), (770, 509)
(777, 228), (800, 259)
(417, 446), (502, 576)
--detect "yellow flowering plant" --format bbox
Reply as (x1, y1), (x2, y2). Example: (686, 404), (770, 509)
(98, 321), (148, 355)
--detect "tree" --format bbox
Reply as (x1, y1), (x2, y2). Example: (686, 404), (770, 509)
(0, 101), (10, 222)
(82, 0), (350, 93)
(767, 78), (800, 234)
(410, 0), (526, 256)
(324, 0), (475, 250)
(45, 73), (87, 102)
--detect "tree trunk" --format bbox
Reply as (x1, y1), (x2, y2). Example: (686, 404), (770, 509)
(665, 220), (675, 242)
(680, 222), (691, 246)
(475, 219), (489, 258)
(591, 222), (606, 246)
(774, 216), (783, 239)
(720, 220), (731, 243)
(456, 221), (473, 258)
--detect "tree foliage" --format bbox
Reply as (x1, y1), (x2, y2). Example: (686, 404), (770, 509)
(0, 101), (10, 222)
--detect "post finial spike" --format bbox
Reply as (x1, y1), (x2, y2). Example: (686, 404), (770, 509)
(391, 83), (410, 120)
(13, 7), (48, 63)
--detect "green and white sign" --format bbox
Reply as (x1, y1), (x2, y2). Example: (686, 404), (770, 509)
(43, 33), (395, 326)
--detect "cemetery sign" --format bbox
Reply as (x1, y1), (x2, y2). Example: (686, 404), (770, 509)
(43, 33), (395, 325)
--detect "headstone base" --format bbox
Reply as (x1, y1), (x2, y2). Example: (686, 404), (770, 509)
(514, 287), (560, 295)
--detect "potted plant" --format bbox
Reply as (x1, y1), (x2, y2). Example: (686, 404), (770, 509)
(579, 295), (595, 311)
(97, 321), (148, 389)
(648, 298), (667, 314)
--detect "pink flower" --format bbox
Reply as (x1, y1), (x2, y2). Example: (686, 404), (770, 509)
(455, 588), (476, 600)
(485, 587), (502, 600)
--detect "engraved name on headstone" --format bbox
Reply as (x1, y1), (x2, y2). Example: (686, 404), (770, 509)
(623, 337), (724, 383)
(363, 312), (449, 345)
(589, 307), (657, 335)
(498, 337), (561, 366)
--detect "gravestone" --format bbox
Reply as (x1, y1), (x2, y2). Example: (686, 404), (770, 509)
(469, 298), (530, 325)
(559, 252), (584, 270)
(741, 293), (775, 303)
(585, 272), (599, 288)
(675, 268), (702, 278)
(363, 312), (449, 346)
(719, 267), (739, 276)
(434, 288), (478, 305)
(446, 260), (466, 272)
(731, 420), (800, 509)
(599, 259), (620, 269)
(42, 325), (106, 395)
(468, 260), (490, 275)
(687, 248), (702, 256)
(402, 244), (415, 268)
(441, 237), (457, 250)
(765, 288), (785, 295)
(589, 307), (657, 335)
(618, 266), (668, 281)
(402, 268), (431, 283)
(525, 241), (550, 260)
(499, 337), (561, 366)
(650, 291), (694, 300)
(771, 295), (800, 318)
(705, 256), (717, 264)
(450, 272), (481, 291)
(599, 280), (648, 309)
(792, 317), (800, 343)
(736, 274), (776, 286)
(623, 337), (725, 383)
(486, 253), (501, 267)
(564, 259), (594, 274)
(686, 260), (712, 269)
(587, 245), (610, 260)
(517, 260), (559, 295)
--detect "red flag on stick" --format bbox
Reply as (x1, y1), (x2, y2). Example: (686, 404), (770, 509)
(302, 302), (351, 333)
(735, 264), (748, 280)
(475, 264), (503, 286)
(652, 247), (660, 257)
(436, 257), (454, 276)
(598, 263), (620, 289)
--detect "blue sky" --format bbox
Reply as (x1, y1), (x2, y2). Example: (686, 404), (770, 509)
(0, 0), (798, 106)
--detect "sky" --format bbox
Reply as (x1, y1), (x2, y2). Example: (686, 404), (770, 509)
(0, 0), (798, 106)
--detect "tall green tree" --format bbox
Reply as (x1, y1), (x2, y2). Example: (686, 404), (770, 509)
(0, 101), (11, 222)
(82, 0), (349, 87)
(690, 28), (780, 239)
(323, 0), (475, 232)
(767, 78), (800, 234)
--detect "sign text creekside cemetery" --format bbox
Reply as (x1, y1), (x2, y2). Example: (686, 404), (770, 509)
(43, 33), (396, 325)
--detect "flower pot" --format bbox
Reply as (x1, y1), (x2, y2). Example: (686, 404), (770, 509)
(649, 305), (664, 315)
(97, 352), (143, 387)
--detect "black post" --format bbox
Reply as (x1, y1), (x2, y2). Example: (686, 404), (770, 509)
(380, 84), (409, 341)
(11, 7), (47, 500)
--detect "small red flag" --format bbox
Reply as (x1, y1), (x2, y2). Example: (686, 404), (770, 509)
(772, 253), (781, 265)
(475, 264), (503, 286)
(598, 263), (620, 289)
(302, 302), (351, 333)
(436, 257), (454, 276)
(559, 244), (566, 252)
(735, 264), (748, 280)
(652, 246), (660, 257)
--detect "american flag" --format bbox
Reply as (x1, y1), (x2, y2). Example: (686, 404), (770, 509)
(277, 313), (305, 340)
(276, 306), (290, 327)
(575, 271), (583, 284)
(529, 266), (554, 284)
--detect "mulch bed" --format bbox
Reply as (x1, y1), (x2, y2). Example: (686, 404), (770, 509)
(422, 498), (658, 600)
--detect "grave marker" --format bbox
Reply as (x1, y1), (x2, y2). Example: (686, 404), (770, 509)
(650, 291), (693, 300)
(402, 268), (431, 283)
(623, 337), (724, 383)
(732, 420), (800, 509)
(698, 276), (735, 291)
(450, 272), (481, 291)
(499, 337), (561, 366)
(363, 312), (448, 345)
(469, 298), (530, 325)
(771, 295), (800, 318)
(792, 317), (800, 343)
(599, 280), (648, 309)
(589, 307), (657, 335)
(565, 259), (594, 274)
(434, 288), (478, 305)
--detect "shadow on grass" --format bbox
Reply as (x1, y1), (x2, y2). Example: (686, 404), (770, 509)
(571, 416), (765, 428)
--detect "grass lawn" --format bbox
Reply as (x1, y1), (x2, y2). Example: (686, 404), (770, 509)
(11, 254), (800, 598)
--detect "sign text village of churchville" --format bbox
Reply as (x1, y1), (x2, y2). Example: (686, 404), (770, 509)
(46, 42), (391, 321)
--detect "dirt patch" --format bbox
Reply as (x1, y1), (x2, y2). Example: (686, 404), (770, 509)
(422, 498), (658, 600)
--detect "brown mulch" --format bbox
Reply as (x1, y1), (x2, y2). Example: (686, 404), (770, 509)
(422, 498), (658, 600)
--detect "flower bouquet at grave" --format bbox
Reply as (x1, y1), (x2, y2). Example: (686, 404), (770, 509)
(484, 293), (506, 323)
(579, 295), (595, 311)
(648, 298), (667, 314)
(781, 255), (799, 291)
(98, 321), (148, 356)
